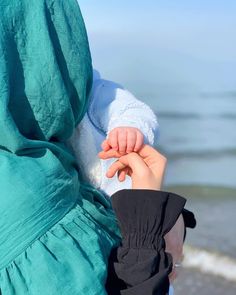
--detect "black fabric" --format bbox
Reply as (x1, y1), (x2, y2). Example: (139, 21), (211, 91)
(182, 208), (196, 229)
(106, 189), (195, 295)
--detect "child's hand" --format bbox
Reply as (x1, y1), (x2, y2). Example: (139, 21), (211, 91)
(101, 127), (144, 154)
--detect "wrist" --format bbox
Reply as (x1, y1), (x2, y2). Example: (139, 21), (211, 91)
(132, 174), (161, 190)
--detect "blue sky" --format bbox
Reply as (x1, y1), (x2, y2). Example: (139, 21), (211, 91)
(78, 1), (236, 95)
(79, 0), (236, 62)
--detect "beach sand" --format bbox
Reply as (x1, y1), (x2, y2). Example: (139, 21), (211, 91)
(166, 185), (236, 258)
(166, 185), (236, 294)
(174, 268), (236, 295)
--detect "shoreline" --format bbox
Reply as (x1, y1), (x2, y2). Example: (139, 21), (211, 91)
(169, 184), (236, 258)
(174, 267), (236, 295)
(165, 184), (236, 200)
(166, 184), (236, 293)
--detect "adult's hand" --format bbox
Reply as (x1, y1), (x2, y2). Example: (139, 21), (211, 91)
(99, 145), (184, 281)
(99, 144), (167, 190)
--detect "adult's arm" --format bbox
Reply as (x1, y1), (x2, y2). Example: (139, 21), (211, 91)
(106, 189), (189, 295)
(100, 146), (196, 294)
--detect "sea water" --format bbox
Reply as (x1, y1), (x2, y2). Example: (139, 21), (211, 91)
(148, 93), (236, 285)
(152, 93), (236, 189)
(146, 93), (236, 283)
(90, 35), (236, 287)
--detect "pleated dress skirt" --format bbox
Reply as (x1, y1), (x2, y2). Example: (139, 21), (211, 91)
(0, 179), (120, 295)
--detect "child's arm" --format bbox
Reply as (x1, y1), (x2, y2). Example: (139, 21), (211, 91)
(88, 70), (159, 148)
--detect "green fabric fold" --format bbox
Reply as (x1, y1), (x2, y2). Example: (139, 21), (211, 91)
(0, 2), (119, 292)
(0, 0), (92, 151)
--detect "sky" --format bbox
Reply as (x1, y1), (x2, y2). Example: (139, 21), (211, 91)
(79, 0), (236, 61)
(78, 1), (236, 95)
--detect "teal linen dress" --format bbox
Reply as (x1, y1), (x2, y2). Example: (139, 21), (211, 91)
(0, 0), (120, 294)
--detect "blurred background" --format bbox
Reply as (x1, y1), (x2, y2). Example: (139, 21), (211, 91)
(79, 1), (236, 294)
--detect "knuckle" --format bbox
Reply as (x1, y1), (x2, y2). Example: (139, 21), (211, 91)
(108, 129), (115, 137)
(108, 133), (115, 142)
(127, 129), (136, 137)
(160, 155), (167, 165)
(137, 131), (143, 138)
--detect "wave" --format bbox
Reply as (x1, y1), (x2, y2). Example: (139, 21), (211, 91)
(200, 91), (236, 99)
(183, 245), (236, 282)
(157, 112), (200, 119)
(159, 148), (236, 160)
(156, 112), (236, 120)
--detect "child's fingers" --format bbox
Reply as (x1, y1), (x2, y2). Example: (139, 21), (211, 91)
(126, 131), (136, 153)
(118, 130), (127, 153)
(108, 130), (118, 150)
(134, 131), (144, 151)
(101, 139), (111, 151)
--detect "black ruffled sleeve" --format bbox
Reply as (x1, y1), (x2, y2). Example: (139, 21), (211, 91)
(106, 189), (196, 295)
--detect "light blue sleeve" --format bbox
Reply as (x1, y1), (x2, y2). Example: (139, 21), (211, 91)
(169, 285), (175, 295)
(87, 70), (159, 146)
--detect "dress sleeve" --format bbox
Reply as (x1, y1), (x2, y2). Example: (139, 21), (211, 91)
(87, 73), (159, 145)
(106, 189), (195, 295)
